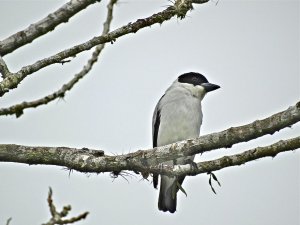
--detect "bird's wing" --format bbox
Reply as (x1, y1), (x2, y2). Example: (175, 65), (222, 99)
(152, 94), (164, 148)
(152, 95), (164, 188)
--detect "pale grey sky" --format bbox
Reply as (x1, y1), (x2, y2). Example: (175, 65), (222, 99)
(0, 1), (299, 225)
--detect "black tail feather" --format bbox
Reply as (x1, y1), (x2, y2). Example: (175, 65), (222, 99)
(158, 175), (186, 213)
(158, 182), (177, 213)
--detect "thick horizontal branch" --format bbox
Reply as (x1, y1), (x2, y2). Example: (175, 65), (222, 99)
(0, 102), (299, 175)
(0, 0), (195, 97)
(139, 101), (300, 165)
(162, 136), (300, 176)
(0, 0), (101, 56)
(0, 0), (117, 118)
(0, 137), (299, 178)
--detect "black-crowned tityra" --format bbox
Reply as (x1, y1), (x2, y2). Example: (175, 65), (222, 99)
(152, 72), (220, 213)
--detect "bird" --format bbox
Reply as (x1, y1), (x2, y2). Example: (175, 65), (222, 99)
(152, 72), (220, 213)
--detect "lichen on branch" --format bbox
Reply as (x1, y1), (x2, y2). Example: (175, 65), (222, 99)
(0, 102), (299, 177)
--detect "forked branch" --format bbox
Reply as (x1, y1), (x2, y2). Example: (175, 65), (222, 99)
(0, 0), (118, 118)
(42, 188), (89, 225)
(0, 0), (195, 97)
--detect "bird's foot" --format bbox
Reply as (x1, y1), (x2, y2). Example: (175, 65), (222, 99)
(176, 181), (187, 197)
(185, 159), (198, 171)
(207, 172), (221, 194)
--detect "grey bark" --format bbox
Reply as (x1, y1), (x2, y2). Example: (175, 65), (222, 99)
(0, 0), (101, 56)
(0, 102), (299, 177)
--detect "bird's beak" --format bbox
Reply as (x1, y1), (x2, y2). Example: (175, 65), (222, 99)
(201, 83), (220, 92)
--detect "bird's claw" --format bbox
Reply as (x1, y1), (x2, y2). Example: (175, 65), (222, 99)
(207, 172), (221, 194)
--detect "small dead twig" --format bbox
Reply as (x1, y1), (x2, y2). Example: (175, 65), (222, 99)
(0, 56), (11, 79)
(6, 218), (12, 225)
(42, 187), (89, 225)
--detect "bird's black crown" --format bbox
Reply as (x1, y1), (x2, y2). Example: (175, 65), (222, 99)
(178, 72), (209, 86)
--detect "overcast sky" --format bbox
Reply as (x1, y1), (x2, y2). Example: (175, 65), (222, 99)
(0, 0), (299, 225)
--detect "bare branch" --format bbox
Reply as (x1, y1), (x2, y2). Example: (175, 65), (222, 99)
(0, 0), (196, 97)
(0, 0), (118, 118)
(0, 0), (101, 56)
(0, 102), (299, 175)
(47, 188), (57, 217)
(165, 136), (300, 176)
(0, 56), (11, 79)
(139, 101), (300, 165)
(5, 218), (12, 225)
(42, 187), (89, 225)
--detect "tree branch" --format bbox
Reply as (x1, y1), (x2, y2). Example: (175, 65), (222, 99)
(139, 101), (300, 165)
(0, 0), (118, 118)
(42, 187), (89, 225)
(0, 56), (11, 79)
(0, 102), (299, 176)
(5, 218), (12, 225)
(163, 136), (300, 176)
(0, 0), (101, 56)
(0, 0), (196, 97)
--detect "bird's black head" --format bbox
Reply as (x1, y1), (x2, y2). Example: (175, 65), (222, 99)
(178, 72), (208, 86)
(178, 72), (220, 92)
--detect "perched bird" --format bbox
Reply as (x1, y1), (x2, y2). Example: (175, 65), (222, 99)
(152, 72), (220, 213)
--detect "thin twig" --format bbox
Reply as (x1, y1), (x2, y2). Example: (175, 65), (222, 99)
(60, 213), (89, 224)
(0, 0), (195, 97)
(42, 187), (89, 225)
(0, 56), (11, 79)
(5, 218), (12, 225)
(0, 0), (118, 118)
